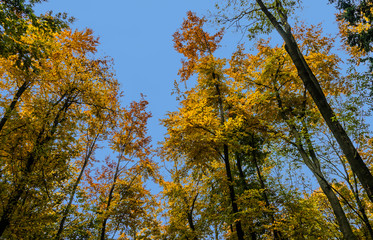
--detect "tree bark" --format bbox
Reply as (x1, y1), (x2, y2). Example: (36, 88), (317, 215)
(289, 119), (356, 239)
(186, 193), (198, 240)
(275, 98), (356, 239)
(236, 153), (259, 240)
(313, 169), (357, 240)
(251, 149), (285, 240)
(222, 144), (245, 240)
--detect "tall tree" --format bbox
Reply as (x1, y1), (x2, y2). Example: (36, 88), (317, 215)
(85, 99), (159, 240)
(0, 27), (119, 238)
(215, 0), (373, 203)
(227, 25), (358, 238)
(55, 118), (107, 240)
(172, 11), (246, 239)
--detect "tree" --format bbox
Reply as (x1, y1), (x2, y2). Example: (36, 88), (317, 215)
(163, 11), (333, 239)
(84, 99), (160, 240)
(0, 27), (119, 238)
(171, 11), (246, 239)
(227, 24), (358, 238)
(55, 117), (107, 240)
(215, 0), (373, 205)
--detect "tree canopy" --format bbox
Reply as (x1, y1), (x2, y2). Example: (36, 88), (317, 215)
(0, 0), (372, 239)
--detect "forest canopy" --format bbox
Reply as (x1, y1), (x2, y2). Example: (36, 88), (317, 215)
(0, 0), (372, 239)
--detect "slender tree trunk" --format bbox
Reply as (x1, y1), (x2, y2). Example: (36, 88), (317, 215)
(222, 144), (245, 240)
(356, 196), (373, 239)
(0, 176), (28, 236)
(251, 149), (285, 240)
(235, 153), (259, 240)
(350, 174), (373, 239)
(214, 79), (245, 240)
(214, 223), (219, 240)
(0, 80), (30, 132)
(272, 83), (356, 239)
(186, 193), (198, 240)
(292, 124), (356, 239)
(235, 153), (249, 191)
(100, 156), (121, 240)
(314, 171), (356, 239)
(254, 0), (373, 203)
(55, 135), (98, 239)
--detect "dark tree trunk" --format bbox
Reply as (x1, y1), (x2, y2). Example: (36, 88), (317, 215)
(273, 87), (356, 239)
(235, 153), (259, 240)
(56, 135), (98, 239)
(186, 193), (198, 240)
(100, 156), (121, 240)
(214, 80), (245, 240)
(251, 150), (284, 240)
(314, 169), (357, 240)
(0, 80), (30, 132)
(255, 0), (373, 203)
(222, 144), (245, 240)
(0, 179), (27, 236)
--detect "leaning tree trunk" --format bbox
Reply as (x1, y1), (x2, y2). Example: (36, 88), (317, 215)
(300, 125), (357, 240)
(56, 134), (99, 239)
(285, 116), (356, 239)
(0, 80), (30, 133)
(254, 0), (373, 203)
(274, 91), (356, 239)
(251, 149), (285, 240)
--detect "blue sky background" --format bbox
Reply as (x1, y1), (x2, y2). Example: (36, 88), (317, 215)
(35, 1), (341, 180)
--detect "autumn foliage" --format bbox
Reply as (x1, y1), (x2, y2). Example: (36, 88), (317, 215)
(1, 1), (373, 240)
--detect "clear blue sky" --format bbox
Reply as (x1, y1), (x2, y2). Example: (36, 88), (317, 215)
(35, 0), (340, 178)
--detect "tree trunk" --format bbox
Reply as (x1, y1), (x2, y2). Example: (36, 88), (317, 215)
(214, 79), (245, 240)
(272, 83), (356, 239)
(186, 193), (198, 240)
(100, 155), (121, 240)
(56, 135), (98, 239)
(290, 122), (356, 239)
(255, 0), (373, 203)
(234, 153), (261, 240)
(357, 197), (373, 239)
(0, 80), (30, 132)
(314, 169), (357, 240)
(0, 179), (27, 236)
(251, 149), (284, 240)
(350, 174), (373, 239)
(222, 144), (245, 240)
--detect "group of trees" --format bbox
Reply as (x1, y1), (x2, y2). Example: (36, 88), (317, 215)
(160, 0), (373, 239)
(0, 0), (159, 239)
(0, 0), (372, 239)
